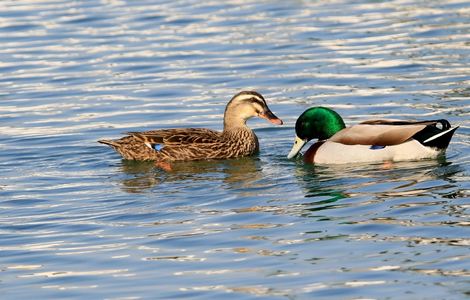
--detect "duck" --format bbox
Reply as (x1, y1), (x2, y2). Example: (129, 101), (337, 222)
(287, 106), (458, 164)
(99, 91), (283, 167)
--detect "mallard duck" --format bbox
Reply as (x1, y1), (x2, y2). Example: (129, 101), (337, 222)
(99, 91), (283, 164)
(287, 107), (458, 164)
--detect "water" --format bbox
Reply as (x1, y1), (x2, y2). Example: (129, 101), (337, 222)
(1, 0), (469, 299)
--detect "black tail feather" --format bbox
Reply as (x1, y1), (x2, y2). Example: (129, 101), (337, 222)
(433, 119), (451, 130)
(413, 124), (458, 150)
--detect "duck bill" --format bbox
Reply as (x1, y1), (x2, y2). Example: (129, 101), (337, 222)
(259, 110), (283, 125)
(287, 135), (307, 159)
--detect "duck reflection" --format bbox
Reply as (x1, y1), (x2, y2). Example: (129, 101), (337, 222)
(293, 157), (462, 216)
(119, 160), (161, 193)
(119, 156), (263, 193)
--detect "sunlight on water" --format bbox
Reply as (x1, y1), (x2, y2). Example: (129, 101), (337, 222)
(0, 0), (469, 299)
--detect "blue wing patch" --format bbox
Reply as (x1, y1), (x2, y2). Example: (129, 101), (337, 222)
(152, 144), (164, 151)
(370, 145), (385, 150)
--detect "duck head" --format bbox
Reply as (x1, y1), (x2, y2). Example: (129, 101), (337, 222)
(287, 107), (346, 159)
(224, 91), (283, 129)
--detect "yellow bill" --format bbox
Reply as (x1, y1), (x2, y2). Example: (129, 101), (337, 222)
(287, 135), (307, 159)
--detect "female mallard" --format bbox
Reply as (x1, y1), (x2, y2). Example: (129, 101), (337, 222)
(287, 107), (458, 164)
(99, 91), (283, 164)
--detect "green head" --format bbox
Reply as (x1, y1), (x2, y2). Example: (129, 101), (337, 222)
(287, 107), (346, 159)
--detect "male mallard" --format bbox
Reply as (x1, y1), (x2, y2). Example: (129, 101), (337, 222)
(99, 91), (283, 164)
(287, 107), (458, 164)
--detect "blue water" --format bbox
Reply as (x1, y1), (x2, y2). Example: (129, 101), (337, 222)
(1, 1), (469, 299)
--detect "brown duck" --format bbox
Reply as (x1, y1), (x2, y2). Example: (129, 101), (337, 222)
(99, 91), (283, 167)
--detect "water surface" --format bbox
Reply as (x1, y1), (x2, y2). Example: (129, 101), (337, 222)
(0, 0), (469, 299)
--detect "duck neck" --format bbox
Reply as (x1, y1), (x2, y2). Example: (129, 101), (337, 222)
(222, 115), (255, 140)
(222, 114), (259, 153)
(318, 117), (345, 140)
(223, 113), (249, 132)
(222, 122), (258, 153)
(223, 122), (252, 137)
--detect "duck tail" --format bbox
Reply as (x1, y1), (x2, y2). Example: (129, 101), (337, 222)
(422, 126), (459, 150)
(412, 119), (459, 150)
(98, 139), (120, 149)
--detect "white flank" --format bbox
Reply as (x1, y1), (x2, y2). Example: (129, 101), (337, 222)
(313, 140), (440, 164)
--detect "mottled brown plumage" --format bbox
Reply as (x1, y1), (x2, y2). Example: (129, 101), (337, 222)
(99, 91), (283, 162)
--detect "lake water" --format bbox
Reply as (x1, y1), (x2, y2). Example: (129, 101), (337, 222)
(0, 0), (469, 299)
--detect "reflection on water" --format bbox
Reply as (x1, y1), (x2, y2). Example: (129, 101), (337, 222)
(119, 156), (263, 193)
(293, 158), (465, 217)
(119, 160), (161, 193)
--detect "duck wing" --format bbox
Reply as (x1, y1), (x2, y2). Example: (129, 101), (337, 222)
(329, 119), (451, 146)
(126, 128), (223, 147)
(126, 128), (243, 161)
